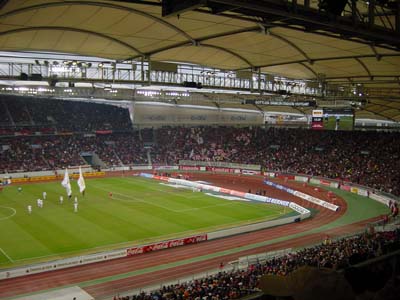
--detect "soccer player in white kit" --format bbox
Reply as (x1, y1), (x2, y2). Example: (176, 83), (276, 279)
(42, 191), (47, 200)
(27, 205), (32, 214)
(74, 202), (78, 212)
(74, 196), (78, 203)
(59, 195), (63, 204)
(37, 198), (41, 207)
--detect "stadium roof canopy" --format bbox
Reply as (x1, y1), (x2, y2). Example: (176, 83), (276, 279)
(0, 0), (400, 121)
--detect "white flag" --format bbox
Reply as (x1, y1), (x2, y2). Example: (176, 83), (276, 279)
(61, 168), (72, 197)
(77, 167), (86, 194)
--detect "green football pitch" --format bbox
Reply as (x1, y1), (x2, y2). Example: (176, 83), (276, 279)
(0, 176), (289, 268)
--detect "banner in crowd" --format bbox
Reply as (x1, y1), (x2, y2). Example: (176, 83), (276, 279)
(248, 100), (315, 107)
(95, 130), (113, 134)
(179, 165), (206, 171)
(319, 179), (332, 187)
(294, 175), (309, 182)
(264, 172), (276, 178)
(204, 166), (261, 175)
(369, 193), (391, 206)
(153, 165), (179, 171)
(310, 178), (321, 185)
(7, 171), (105, 184)
(356, 188), (369, 197)
(298, 177), (339, 188)
(340, 184), (351, 192)
(179, 160), (260, 171)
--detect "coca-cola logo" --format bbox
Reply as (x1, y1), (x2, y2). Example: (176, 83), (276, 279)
(169, 239), (184, 247)
(150, 242), (169, 251)
(127, 247), (144, 256)
(194, 235), (207, 242)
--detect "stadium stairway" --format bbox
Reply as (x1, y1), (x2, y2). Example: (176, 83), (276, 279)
(112, 149), (124, 166)
(2, 99), (14, 126)
(147, 149), (152, 166)
(81, 152), (107, 168)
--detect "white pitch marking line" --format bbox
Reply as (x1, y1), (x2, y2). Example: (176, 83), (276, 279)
(90, 183), (181, 212)
(0, 247), (14, 263)
(0, 206), (16, 221)
(114, 191), (237, 213)
(178, 202), (235, 212)
(90, 182), (236, 213)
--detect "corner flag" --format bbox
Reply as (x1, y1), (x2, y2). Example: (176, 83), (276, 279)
(61, 168), (72, 197)
(77, 167), (86, 195)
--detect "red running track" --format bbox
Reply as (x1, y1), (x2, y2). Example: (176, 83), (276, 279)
(0, 174), (372, 299)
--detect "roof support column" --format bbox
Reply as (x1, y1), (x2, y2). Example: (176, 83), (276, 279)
(397, 0), (400, 33)
(141, 56), (145, 82)
(146, 56), (152, 86)
(249, 70), (253, 92)
(292, 0), (297, 13)
(351, 0), (357, 25)
(368, 0), (375, 28)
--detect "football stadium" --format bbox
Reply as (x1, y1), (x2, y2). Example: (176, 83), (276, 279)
(0, 1), (400, 300)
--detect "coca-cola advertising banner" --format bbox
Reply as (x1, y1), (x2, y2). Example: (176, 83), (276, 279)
(126, 234), (208, 256)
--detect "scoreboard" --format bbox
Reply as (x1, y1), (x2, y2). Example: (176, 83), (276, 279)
(312, 108), (354, 131)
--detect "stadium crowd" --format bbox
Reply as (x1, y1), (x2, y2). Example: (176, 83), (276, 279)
(151, 126), (400, 196)
(0, 96), (132, 133)
(0, 133), (148, 172)
(1, 97), (399, 196)
(115, 229), (400, 300)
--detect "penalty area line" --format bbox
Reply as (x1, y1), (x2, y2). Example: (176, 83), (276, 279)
(0, 247), (14, 263)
